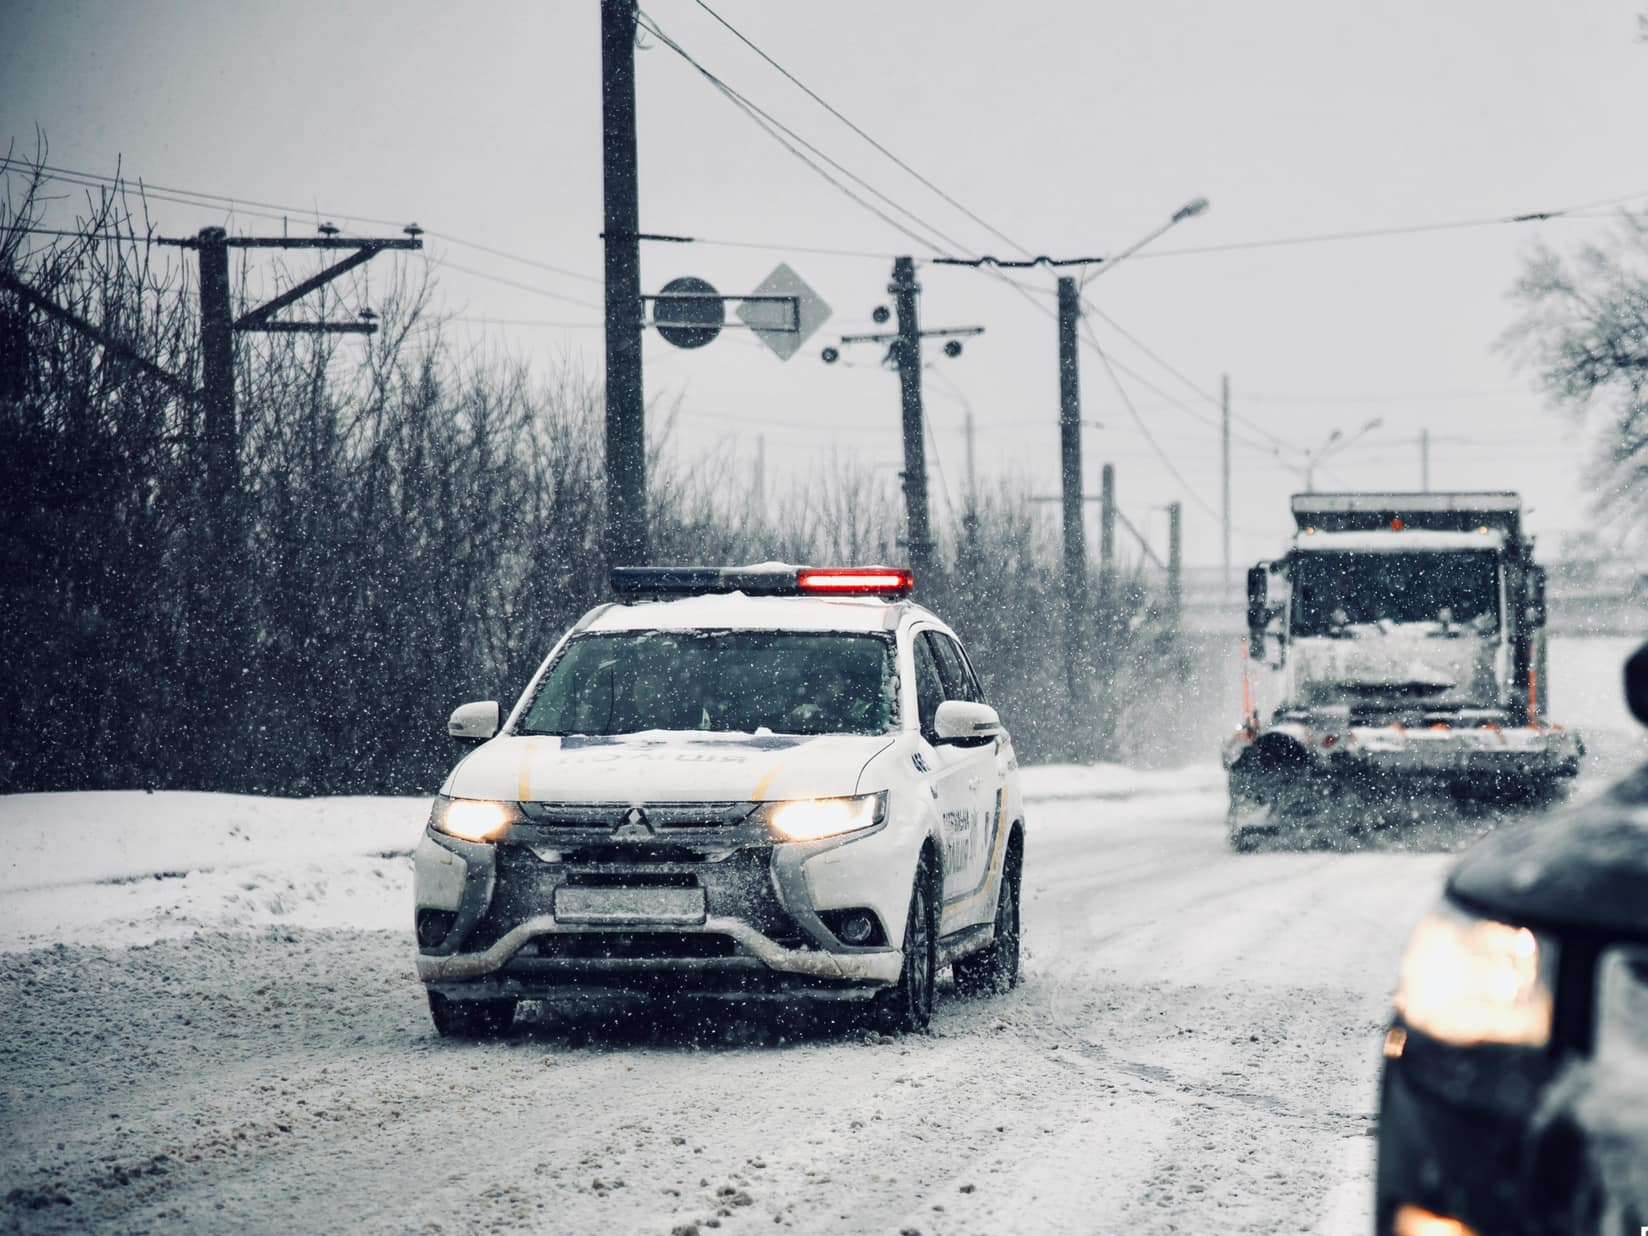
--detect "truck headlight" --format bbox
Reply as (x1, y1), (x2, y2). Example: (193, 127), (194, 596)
(756, 792), (887, 842)
(1394, 901), (1555, 1048)
(430, 796), (523, 843)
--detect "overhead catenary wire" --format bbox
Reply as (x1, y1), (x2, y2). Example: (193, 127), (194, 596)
(635, 10), (979, 261)
(1078, 314), (1225, 525)
(1078, 299), (1301, 456)
(0, 156), (604, 287)
(688, 0), (1033, 259)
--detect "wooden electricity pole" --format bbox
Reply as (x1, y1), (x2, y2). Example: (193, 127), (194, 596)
(601, 0), (647, 567)
(891, 256), (934, 583)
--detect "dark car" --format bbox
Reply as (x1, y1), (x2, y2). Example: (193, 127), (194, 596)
(1374, 641), (1648, 1235)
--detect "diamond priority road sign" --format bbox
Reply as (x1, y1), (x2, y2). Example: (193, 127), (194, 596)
(736, 262), (831, 362)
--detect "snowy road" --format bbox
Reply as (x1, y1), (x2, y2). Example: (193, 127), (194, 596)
(3, 637), (1641, 1236)
(1, 772), (1453, 1236)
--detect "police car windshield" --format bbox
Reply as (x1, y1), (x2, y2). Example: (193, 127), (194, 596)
(518, 630), (897, 737)
(1291, 550), (1499, 636)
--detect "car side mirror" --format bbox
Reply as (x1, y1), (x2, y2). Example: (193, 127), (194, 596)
(448, 700), (500, 746)
(934, 699), (1001, 745)
(1627, 642), (1648, 728)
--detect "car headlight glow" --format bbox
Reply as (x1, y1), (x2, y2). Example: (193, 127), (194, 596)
(758, 792), (887, 843)
(429, 796), (523, 843)
(1394, 901), (1555, 1048)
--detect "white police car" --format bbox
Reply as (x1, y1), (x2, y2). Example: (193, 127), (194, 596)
(414, 565), (1026, 1038)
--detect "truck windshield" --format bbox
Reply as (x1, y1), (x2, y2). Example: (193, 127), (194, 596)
(1290, 550), (1499, 637)
(518, 630), (897, 737)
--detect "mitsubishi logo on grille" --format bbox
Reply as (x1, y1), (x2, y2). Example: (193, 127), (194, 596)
(613, 806), (652, 838)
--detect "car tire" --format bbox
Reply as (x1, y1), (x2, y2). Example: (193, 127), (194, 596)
(954, 852), (1020, 995)
(427, 990), (516, 1040)
(870, 860), (937, 1035)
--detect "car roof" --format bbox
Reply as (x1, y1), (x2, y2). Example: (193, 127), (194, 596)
(586, 592), (950, 636)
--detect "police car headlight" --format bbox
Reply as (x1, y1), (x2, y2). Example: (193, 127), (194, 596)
(430, 795), (523, 843)
(757, 792), (887, 843)
(1394, 901), (1555, 1048)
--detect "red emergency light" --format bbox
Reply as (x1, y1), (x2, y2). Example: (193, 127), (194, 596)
(797, 568), (915, 596)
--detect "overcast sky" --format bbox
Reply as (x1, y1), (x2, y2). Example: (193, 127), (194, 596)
(4, 1), (1646, 573)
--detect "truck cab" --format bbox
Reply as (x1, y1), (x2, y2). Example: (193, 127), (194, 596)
(1225, 492), (1581, 842)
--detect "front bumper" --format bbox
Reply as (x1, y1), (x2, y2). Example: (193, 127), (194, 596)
(1225, 722), (1583, 782)
(413, 810), (906, 1000)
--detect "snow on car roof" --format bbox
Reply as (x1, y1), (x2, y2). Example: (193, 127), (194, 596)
(588, 591), (918, 633)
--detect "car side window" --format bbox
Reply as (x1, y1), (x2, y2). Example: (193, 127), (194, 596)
(924, 631), (983, 704)
(911, 635), (946, 736)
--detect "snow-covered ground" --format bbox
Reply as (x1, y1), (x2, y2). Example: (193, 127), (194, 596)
(0, 636), (1641, 1234)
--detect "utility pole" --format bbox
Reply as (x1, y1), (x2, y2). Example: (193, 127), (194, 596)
(601, 0), (646, 567)
(753, 433), (766, 511)
(1420, 429), (1431, 492)
(890, 256), (933, 583)
(1221, 374), (1231, 600)
(963, 408), (977, 511)
(1057, 278), (1086, 607)
(1166, 501), (1183, 629)
(1098, 462), (1116, 603)
(197, 228), (236, 513)
(1056, 276), (1086, 739)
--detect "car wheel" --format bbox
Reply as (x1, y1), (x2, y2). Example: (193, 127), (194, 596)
(427, 990), (517, 1039)
(954, 854), (1020, 995)
(871, 860), (937, 1035)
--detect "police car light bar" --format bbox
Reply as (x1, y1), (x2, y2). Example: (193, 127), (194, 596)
(611, 565), (914, 599)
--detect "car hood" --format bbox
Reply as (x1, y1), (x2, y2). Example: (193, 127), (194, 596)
(1448, 763), (1648, 939)
(442, 730), (899, 804)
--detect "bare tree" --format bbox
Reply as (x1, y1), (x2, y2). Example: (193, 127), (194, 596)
(1505, 213), (1648, 528)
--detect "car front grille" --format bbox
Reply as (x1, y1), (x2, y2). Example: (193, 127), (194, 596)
(520, 801), (759, 830)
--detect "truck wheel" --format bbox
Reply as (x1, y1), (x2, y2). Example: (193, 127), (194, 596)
(871, 860), (937, 1035)
(427, 990), (517, 1040)
(954, 851), (1021, 995)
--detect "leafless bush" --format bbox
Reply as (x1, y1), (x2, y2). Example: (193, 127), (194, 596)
(1, 149), (1189, 793)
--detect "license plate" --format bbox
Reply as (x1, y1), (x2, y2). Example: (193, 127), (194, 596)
(553, 886), (707, 925)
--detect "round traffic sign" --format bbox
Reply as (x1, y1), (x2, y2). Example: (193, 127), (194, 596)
(653, 276), (723, 349)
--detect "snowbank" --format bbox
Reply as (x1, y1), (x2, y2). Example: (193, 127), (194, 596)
(0, 766), (1218, 954)
(1018, 762), (1225, 804)
(0, 791), (428, 952)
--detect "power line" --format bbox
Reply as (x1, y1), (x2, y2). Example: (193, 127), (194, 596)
(429, 259), (602, 309)
(1079, 316), (1219, 522)
(1128, 195), (1648, 261)
(636, 10), (969, 258)
(450, 315), (603, 329)
(689, 0), (1031, 259)
(1079, 299), (1300, 456)
(1, 157), (603, 287)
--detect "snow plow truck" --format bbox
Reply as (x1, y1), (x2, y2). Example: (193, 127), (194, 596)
(1224, 492), (1581, 846)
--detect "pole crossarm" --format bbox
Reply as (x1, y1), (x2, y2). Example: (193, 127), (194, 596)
(233, 242), (410, 332)
(0, 269), (197, 398)
(1029, 494), (1167, 570)
(1114, 506), (1168, 571)
(838, 325), (983, 345)
(159, 236), (424, 251)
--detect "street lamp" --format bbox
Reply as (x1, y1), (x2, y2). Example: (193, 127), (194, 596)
(1083, 196), (1212, 285)
(1302, 418), (1384, 492)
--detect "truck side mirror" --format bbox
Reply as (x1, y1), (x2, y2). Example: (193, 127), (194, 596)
(1526, 566), (1548, 628)
(1627, 642), (1648, 728)
(1246, 564), (1268, 659)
